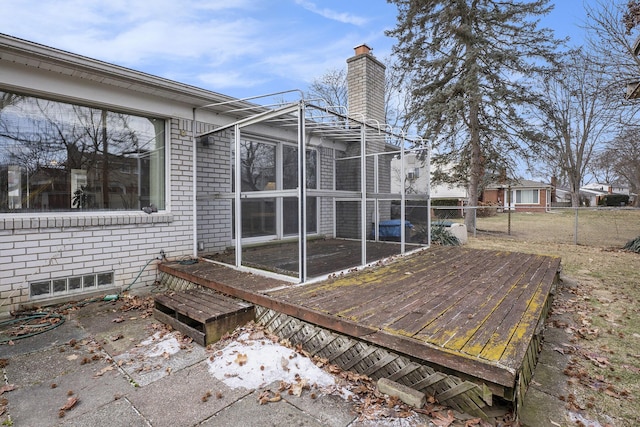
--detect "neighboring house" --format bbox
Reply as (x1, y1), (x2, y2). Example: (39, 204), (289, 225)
(390, 153), (467, 200)
(0, 36), (423, 314)
(555, 183), (635, 207)
(580, 183), (634, 206)
(482, 179), (552, 212)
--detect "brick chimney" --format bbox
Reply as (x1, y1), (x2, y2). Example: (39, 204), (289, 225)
(346, 44), (386, 126)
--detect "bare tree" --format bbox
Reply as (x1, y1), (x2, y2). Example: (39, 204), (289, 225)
(537, 51), (621, 206)
(585, 1), (640, 97)
(595, 128), (640, 206)
(305, 57), (415, 134)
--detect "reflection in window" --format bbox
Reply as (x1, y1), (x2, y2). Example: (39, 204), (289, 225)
(0, 90), (165, 212)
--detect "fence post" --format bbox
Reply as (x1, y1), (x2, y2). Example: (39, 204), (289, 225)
(574, 207), (578, 245)
(473, 207), (477, 238)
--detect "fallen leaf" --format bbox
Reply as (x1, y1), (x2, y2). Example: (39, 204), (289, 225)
(59, 396), (78, 411)
(432, 410), (455, 427)
(234, 353), (247, 366)
(112, 317), (124, 323)
(0, 385), (16, 395)
(94, 366), (113, 377)
(66, 354), (78, 361)
(280, 356), (289, 371)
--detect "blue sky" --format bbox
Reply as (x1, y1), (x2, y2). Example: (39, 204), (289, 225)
(0, 0), (590, 101)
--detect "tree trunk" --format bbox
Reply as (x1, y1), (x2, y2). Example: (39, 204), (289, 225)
(465, 97), (483, 233)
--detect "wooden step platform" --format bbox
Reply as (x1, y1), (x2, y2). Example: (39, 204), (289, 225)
(154, 289), (254, 346)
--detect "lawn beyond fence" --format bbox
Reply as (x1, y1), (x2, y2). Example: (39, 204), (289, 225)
(432, 207), (640, 248)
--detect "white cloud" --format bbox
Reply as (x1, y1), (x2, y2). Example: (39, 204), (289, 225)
(294, 0), (368, 26)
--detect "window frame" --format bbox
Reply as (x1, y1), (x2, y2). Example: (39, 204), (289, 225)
(515, 189), (540, 205)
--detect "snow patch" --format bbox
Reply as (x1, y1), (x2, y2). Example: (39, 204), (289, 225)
(207, 332), (336, 390)
(140, 332), (181, 357)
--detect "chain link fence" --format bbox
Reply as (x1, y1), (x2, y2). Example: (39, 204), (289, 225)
(431, 206), (640, 248)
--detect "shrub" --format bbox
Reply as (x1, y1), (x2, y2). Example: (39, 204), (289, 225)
(598, 194), (630, 206)
(430, 225), (461, 246)
(623, 236), (640, 253)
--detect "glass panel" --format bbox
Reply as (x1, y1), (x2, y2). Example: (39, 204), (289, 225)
(241, 198), (275, 238)
(0, 90), (165, 212)
(53, 279), (67, 294)
(516, 190), (538, 204)
(97, 272), (114, 286)
(68, 276), (82, 291)
(240, 141), (275, 191)
(83, 275), (96, 288)
(30, 281), (50, 297)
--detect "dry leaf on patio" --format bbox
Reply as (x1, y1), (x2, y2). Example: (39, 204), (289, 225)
(66, 354), (78, 361)
(248, 330), (265, 340)
(59, 396), (78, 411)
(234, 353), (247, 366)
(291, 378), (308, 397)
(280, 356), (289, 371)
(112, 317), (124, 323)
(94, 366), (114, 377)
(432, 410), (456, 427)
(0, 385), (15, 395)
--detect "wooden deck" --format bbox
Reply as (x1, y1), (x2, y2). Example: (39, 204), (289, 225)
(158, 245), (560, 414)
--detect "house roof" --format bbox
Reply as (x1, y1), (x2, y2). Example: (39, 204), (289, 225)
(1, 33), (421, 150)
(485, 179), (551, 190)
(0, 33), (262, 117)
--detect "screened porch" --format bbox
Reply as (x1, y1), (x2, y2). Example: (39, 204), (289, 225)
(193, 97), (430, 282)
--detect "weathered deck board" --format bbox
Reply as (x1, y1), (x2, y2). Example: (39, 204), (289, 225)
(158, 245), (560, 404)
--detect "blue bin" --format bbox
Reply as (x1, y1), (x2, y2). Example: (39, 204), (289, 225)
(375, 219), (413, 241)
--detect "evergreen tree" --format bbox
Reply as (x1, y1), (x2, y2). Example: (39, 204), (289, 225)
(386, 0), (563, 231)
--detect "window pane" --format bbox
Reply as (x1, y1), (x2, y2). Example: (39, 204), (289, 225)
(98, 272), (114, 286)
(53, 279), (67, 294)
(0, 90), (165, 212)
(239, 141), (275, 191)
(68, 277), (82, 290)
(83, 275), (96, 288)
(241, 198), (275, 237)
(516, 190), (538, 204)
(30, 281), (51, 297)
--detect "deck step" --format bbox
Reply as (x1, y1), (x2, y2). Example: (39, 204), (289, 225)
(154, 289), (254, 347)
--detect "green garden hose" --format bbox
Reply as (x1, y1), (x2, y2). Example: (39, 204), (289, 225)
(0, 312), (65, 344)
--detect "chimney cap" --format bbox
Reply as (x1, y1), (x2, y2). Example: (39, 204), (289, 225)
(353, 44), (372, 56)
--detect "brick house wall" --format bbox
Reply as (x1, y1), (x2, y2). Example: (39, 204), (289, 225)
(0, 118), (193, 313)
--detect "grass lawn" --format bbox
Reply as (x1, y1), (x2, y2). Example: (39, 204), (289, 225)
(469, 208), (640, 248)
(466, 235), (640, 426)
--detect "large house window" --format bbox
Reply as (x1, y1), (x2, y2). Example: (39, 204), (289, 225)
(515, 189), (539, 204)
(231, 140), (317, 239)
(0, 90), (165, 213)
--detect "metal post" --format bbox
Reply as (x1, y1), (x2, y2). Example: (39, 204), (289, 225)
(400, 147), (405, 253)
(234, 124), (242, 268)
(298, 101), (307, 282)
(191, 108), (198, 258)
(507, 185), (512, 236)
(574, 207), (578, 245)
(360, 125), (367, 268)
